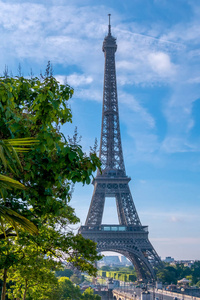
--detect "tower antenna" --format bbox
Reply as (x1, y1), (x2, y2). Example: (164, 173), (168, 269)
(108, 13), (111, 35)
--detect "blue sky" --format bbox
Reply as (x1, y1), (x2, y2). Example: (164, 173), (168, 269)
(1, 0), (200, 260)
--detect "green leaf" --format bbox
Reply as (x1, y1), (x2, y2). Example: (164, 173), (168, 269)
(0, 206), (38, 236)
(0, 174), (25, 189)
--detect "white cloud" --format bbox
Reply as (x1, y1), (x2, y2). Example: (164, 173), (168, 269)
(56, 74), (93, 87)
(119, 92), (155, 129)
(113, 26), (182, 86)
(73, 88), (102, 103)
(170, 216), (182, 223)
(54, 75), (67, 85)
(118, 92), (160, 159)
(161, 137), (196, 153)
(1, 0), (200, 159)
(117, 60), (136, 71)
(148, 52), (176, 77)
(188, 76), (200, 84)
(0, 1), (182, 86)
(67, 74), (93, 87)
(161, 80), (200, 153)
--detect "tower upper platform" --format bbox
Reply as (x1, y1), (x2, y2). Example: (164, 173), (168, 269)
(102, 14), (117, 53)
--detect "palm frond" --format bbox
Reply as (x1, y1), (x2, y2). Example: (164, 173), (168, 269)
(0, 137), (39, 236)
(0, 206), (38, 236)
(0, 138), (39, 172)
(0, 145), (7, 169)
(0, 174), (25, 190)
(4, 138), (39, 151)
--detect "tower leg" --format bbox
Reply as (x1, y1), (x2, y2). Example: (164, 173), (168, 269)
(85, 183), (105, 226)
(115, 185), (141, 226)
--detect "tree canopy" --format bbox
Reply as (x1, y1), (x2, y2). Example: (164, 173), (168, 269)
(0, 67), (101, 299)
(156, 262), (200, 285)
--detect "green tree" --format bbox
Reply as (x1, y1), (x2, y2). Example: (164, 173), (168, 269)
(185, 275), (193, 286)
(55, 277), (82, 300)
(0, 70), (101, 299)
(70, 274), (81, 285)
(196, 280), (200, 287)
(155, 262), (200, 286)
(55, 268), (73, 278)
(6, 252), (58, 300)
(0, 138), (39, 237)
(190, 261), (200, 284)
(82, 287), (101, 300)
(174, 264), (191, 279)
(0, 137), (39, 300)
(157, 269), (176, 284)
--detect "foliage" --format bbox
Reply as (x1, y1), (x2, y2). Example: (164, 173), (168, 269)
(157, 269), (176, 284)
(185, 275), (193, 286)
(0, 205), (38, 239)
(53, 277), (82, 300)
(46, 278), (101, 300)
(0, 138), (39, 237)
(98, 270), (106, 278)
(82, 287), (101, 300)
(98, 266), (137, 282)
(0, 69), (101, 299)
(196, 280), (200, 287)
(156, 262), (200, 285)
(6, 250), (58, 300)
(117, 266), (136, 274)
(70, 274), (81, 285)
(99, 262), (200, 285)
(55, 268), (73, 278)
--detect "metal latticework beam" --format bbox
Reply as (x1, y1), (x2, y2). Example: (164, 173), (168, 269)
(98, 21), (125, 174)
(85, 179), (142, 226)
(79, 15), (162, 281)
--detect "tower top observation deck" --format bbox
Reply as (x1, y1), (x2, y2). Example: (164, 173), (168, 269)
(102, 14), (117, 53)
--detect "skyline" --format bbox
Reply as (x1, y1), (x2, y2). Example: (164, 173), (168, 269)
(1, 0), (200, 260)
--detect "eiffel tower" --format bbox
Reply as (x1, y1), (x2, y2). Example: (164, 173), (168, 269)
(79, 15), (161, 280)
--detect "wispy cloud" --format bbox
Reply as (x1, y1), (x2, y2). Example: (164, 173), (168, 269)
(141, 210), (199, 223)
(56, 74), (93, 87)
(1, 0), (200, 159)
(152, 237), (200, 245)
(119, 92), (155, 128)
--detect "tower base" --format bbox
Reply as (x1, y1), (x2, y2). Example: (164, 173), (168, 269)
(79, 225), (161, 280)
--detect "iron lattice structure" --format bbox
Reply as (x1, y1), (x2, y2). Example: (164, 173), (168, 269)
(79, 16), (161, 280)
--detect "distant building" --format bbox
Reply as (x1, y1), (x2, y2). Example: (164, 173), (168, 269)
(164, 256), (174, 263)
(184, 261), (194, 268)
(119, 256), (128, 264)
(103, 256), (120, 265)
(162, 258), (197, 267)
(177, 278), (191, 286)
(97, 255), (131, 267)
(97, 260), (106, 268)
